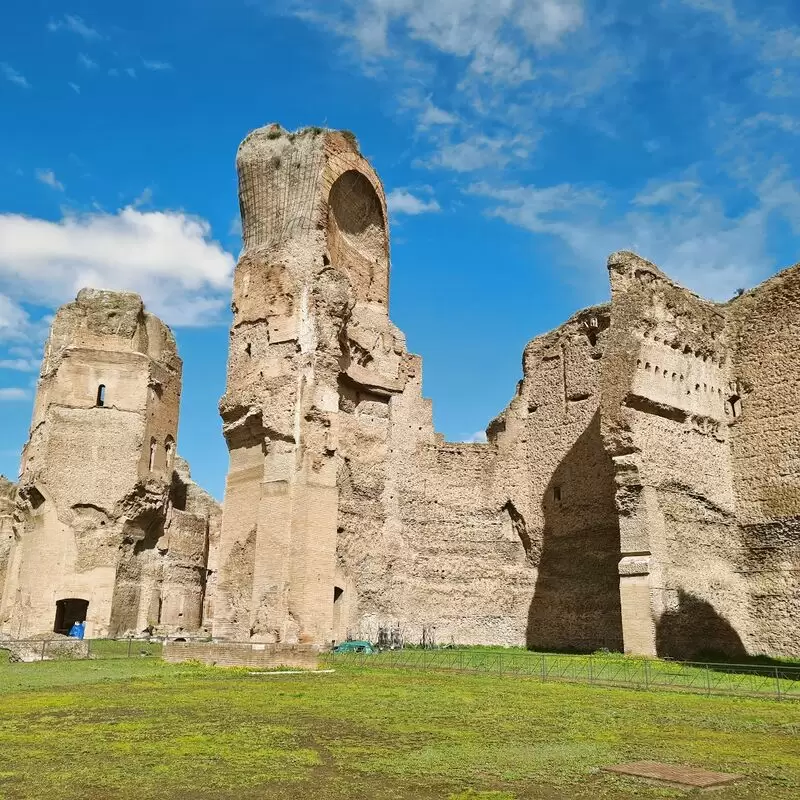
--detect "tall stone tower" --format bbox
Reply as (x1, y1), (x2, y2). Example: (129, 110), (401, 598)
(0, 289), (206, 638)
(214, 124), (409, 643)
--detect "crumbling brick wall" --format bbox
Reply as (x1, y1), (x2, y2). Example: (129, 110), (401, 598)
(0, 291), (220, 640)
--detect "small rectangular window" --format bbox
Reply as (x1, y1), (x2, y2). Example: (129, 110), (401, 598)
(96, 384), (106, 407)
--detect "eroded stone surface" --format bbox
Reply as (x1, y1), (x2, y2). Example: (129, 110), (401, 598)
(211, 123), (800, 658)
(4, 123), (800, 660)
(0, 290), (220, 639)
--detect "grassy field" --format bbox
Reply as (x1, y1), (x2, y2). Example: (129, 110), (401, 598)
(0, 656), (799, 800)
(326, 647), (800, 699)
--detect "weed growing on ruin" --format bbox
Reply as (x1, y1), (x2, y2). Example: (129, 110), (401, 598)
(340, 129), (359, 150)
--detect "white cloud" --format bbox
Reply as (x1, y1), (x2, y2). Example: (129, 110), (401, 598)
(0, 358), (38, 372)
(315, 0), (585, 64)
(387, 188), (441, 215)
(462, 430), (488, 443)
(68, 81), (81, 94)
(418, 101), (458, 128)
(424, 134), (534, 172)
(518, 0), (584, 46)
(36, 169), (65, 192)
(0, 207), (235, 327)
(741, 112), (800, 135)
(142, 60), (173, 71)
(1, 63), (30, 89)
(108, 68), (119, 77)
(0, 388), (29, 402)
(633, 180), (700, 207)
(126, 67), (137, 79)
(472, 168), (800, 301)
(132, 188), (153, 207)
(48, 14), (101, 40)
(0, 295), (32, 342)
(78, 53), (98, 70)
(290, 1), (595, 173)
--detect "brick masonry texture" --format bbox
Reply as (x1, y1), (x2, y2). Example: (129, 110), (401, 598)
(162, 641), (319, 669)
(3, 124), (799, 660)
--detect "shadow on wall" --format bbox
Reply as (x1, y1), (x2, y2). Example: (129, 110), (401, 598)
(526, 411), (624, 653)
(656, 590), (747, 661)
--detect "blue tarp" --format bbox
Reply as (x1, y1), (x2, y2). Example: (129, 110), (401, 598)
(68, 621), (85, 639)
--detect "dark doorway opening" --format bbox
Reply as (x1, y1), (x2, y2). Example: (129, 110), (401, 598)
(54, 598), (89, 635)
(96, 384), (106, 407)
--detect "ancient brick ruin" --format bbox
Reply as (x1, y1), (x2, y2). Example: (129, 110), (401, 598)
(0, 289), (220, 639)
(2, 124), (799, 660)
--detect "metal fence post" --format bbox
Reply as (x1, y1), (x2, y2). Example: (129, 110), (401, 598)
(41, 640), (46, 661)
(775, 666), (782, 701)
(589, 655), (594, 684)
(127, 637), (132, 658)
(541, 654), (547, 682)
(644, 659), (650, 691)
(705, 664), (711, 696)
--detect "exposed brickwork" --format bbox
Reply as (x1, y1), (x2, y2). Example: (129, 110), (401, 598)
(4, 124), (800, 661)
(0, 292), (220, 640)
(163, 640), (319, 669)
(211, 125), (800, 659)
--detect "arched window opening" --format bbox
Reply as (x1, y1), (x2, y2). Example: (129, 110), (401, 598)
(96, 384), (106, 407)
(165, 436), (175, 471)
(149, 438), (157, 472)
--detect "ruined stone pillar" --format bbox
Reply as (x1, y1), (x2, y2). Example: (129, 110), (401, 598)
(0, 290), (184, 639)
(602, 251), (740, 659)
(214, 125), (391, 644)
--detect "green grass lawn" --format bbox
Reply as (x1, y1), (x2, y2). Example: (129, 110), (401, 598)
(0, 657), (798, 800)
(326, 648), (800, 699)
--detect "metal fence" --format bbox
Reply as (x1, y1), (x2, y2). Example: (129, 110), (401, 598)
(4, 638), (799, 701)
(323, 648), (800, 701)
(0, 638), (162, 662)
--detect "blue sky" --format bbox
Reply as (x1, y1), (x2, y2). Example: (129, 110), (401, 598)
(2, 0), (800, 499)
